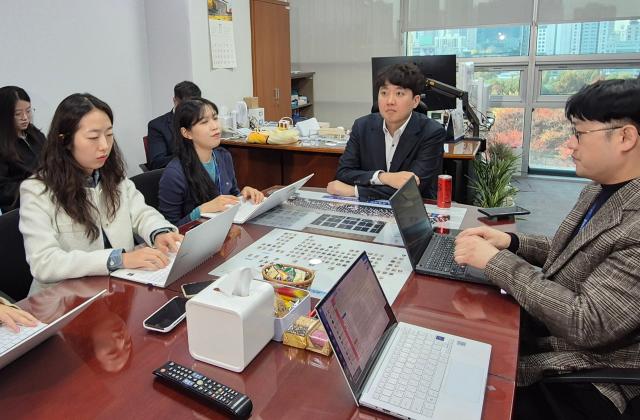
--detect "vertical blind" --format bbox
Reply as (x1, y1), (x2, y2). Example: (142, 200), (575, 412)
(403, 0), (639, 31)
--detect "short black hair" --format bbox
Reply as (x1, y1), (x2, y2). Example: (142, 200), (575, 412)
(374, 63), (425, 97)
(565, 78), (640, 129)
(174, 81), (201, 101)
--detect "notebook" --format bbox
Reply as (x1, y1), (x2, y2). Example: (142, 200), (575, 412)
(203, 173), (314, 224)
(111, 204), (239, 287)
(316, 252), (490, 420)
(0, 289), (107, 370)
(389, 177), (490, 285)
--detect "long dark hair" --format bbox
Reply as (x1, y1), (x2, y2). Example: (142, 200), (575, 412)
(37, 93), (126, 241)
(173, 98), (220, 206)
(0, 85), (38, 162)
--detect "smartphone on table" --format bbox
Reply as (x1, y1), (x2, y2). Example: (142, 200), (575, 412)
(478, 205), (530, 218)
(143, 296), (189, 333)
(181, 280), (214, 298)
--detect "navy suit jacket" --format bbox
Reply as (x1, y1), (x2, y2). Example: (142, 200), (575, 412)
(336, 112), (445, 201)
(158, 148), (240, 226)
(147, 110), (175, 170)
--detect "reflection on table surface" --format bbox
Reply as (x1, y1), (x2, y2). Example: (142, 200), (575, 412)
(1, 200), (519, 419)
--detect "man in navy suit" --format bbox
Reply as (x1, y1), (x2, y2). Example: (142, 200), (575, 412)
(146, 81), (201, 169)
(327, 63), (445, 201)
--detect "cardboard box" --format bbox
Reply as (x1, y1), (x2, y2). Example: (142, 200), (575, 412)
(243, 96), (259, 109)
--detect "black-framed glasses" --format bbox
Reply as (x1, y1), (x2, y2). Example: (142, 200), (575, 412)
(571, 125), (624, 142)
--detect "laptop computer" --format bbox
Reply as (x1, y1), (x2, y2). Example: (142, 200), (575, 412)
(111, 204), (239, 288)
(0, 289), (107, 370)
(316, 252), (490, 420)
(203, 173), (314, 224)
(389, 177), (489, 285)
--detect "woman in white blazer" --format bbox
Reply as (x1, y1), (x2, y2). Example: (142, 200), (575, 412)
(19, 93), (183, 295)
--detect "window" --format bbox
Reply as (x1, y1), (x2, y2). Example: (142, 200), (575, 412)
(540, 67), (640, 96)
(529, 108), (574, 171)
(474, 70), (523, 98)
(537, 20), (640, 56)
(406, 25), (530, 58)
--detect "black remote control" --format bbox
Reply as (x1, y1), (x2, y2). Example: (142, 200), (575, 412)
(153, 361), (253, 418)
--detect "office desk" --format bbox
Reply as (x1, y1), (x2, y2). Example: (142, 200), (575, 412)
(0, 201), (518, 419)
(221, 138), (482, 204)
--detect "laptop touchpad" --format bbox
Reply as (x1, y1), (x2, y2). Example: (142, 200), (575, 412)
(442, 363), (484, 403)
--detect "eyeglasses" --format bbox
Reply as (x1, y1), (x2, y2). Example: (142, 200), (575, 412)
(571, 125), (623, 142)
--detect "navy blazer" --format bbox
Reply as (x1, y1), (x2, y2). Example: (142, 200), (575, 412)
(147, 110), (175, 170)
(158, 148), (240, 226)
(336, 112), (445, 200)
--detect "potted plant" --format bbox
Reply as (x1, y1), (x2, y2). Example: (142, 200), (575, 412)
(469, 142), (519, 208)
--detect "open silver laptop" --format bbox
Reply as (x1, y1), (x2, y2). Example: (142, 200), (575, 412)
(111, 204), (239, 287)
(0, 289), (106, 370)
(316, 252), (491, 420)
(203, 173), (314, 224)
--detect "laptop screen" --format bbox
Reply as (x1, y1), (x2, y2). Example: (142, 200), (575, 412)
(389, 177), (433, 267)
(316, 252), (396, 399)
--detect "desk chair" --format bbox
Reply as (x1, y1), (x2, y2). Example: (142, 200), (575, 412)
(130, 168), (165, 211)
(0, 209), (33, 301)
(139, 136), (151, 172)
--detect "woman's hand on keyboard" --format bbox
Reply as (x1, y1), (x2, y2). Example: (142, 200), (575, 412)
(200, 195), (240, 213)
(122, 247), (170, 271)
(456, 226), (511, 250)
(0, 304), (38, 333)
(154, 231), (184, 254)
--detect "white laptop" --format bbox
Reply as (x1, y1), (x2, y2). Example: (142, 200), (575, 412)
(316, 252), (491, 420)
(203, 173), (314, 224)
(0, 289), (107, 370)
(111, 204), (239, 287)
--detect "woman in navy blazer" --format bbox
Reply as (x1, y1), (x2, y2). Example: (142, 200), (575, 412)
(158, 98), (263, 226)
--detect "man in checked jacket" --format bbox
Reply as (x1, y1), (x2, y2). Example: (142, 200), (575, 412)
(455, 78), (640, 420)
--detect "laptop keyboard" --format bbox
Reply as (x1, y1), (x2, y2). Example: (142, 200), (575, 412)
(372, 328), (452, 418)
(0, 323), (47, 355)
(420, 235), (466, 276)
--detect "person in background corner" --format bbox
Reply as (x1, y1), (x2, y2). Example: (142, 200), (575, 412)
(158, 97), (264, 226)
(327, 63), (445, 201)
(455, 78), (640, 419)
(0, 86), (46, 212)
(19, 93), (183, 296)
(147, 81), (202, 170)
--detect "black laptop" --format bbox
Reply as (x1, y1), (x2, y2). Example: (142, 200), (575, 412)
(389, 178), (489, 285)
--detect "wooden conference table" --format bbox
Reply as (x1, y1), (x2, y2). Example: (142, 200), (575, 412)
(0, 194), (519, 420)
(221, 138), (482, 204)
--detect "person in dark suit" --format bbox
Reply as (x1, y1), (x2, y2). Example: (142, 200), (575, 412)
(158, 98), (263, 226)
(327, 63), (445, 201)
(455, 78), (640, 419)
(147, 81), (201, 169)
(0, 86), (46, 212)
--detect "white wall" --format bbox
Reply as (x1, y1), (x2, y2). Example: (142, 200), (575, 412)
(1, 0), (254, 175)
(145, 0), (193, 116)
(187, 0), (254, 114)
(289, 0), (402, 128)
(0, 0), (152, 174)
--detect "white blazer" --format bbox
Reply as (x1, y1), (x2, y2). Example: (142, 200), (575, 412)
(19, 177), (176, 295)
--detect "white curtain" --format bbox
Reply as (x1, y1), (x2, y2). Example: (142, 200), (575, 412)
(538, 0), (640, 24)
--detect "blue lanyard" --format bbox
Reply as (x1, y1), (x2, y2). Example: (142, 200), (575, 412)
(203, 151), (221, 190)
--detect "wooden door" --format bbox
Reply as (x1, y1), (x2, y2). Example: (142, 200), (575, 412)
(250, 0), (291, 121)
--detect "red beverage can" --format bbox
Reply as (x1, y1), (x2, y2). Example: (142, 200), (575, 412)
(437, 175), (452, 208)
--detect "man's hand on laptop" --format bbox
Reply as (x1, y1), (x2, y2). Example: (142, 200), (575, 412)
(240, 186), (265, 204)
(200, 195), (240, 213)
(122, 247), (171, 271)
(457, 226), (511, 249)
(0, 304), (39, 333)
(453, 234), (499, 270)
(379, 171), (419, 189)
(154, 231), (184, 254)
(327, 180), (356, 197)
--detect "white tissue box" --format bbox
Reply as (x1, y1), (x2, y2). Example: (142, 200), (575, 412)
(186, 274), (274, 372)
